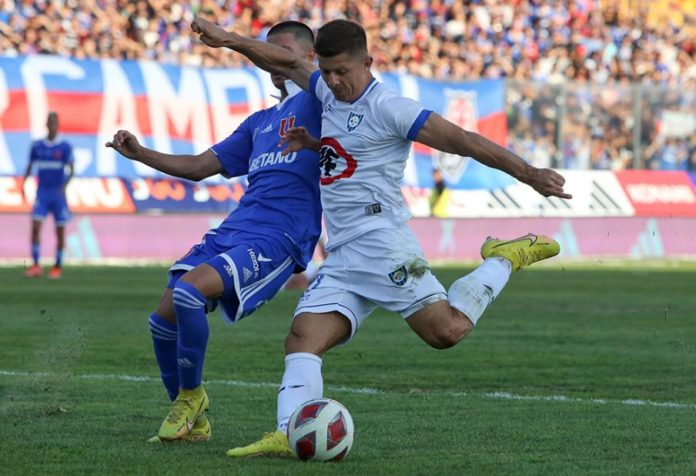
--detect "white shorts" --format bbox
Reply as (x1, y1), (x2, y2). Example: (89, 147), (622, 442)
(293, 226), (447, 341)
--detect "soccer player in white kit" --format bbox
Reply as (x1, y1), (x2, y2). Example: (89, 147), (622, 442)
(192, 17), (573, 457)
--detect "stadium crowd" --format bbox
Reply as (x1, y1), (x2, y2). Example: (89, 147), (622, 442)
(0, 0), (694, 170)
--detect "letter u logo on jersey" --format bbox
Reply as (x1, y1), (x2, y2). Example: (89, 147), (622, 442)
(279, 116), (296, 136)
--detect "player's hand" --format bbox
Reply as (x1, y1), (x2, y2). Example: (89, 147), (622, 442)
(191, 17), (231, 48)
(527, 168), (573, 199)
(105, 130), (143, 160)
(279, 127), (321, 155)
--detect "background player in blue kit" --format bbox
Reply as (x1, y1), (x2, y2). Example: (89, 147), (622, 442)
(22, 111), (74, 279)
(106, 21), (323, 443)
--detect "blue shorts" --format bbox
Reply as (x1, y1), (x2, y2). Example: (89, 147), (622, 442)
(32, 194), (71, 225)
(167, 230), (296, 324)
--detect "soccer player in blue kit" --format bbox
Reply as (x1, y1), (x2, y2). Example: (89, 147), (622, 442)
(22, 111), (74, 279)
(106, 21), (323, 442)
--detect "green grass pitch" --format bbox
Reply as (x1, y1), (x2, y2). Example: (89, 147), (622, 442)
(1, 263), (696, 475)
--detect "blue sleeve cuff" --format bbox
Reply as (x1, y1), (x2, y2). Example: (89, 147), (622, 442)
(407, 109), (432, 141)
(309, 70), (321, 100)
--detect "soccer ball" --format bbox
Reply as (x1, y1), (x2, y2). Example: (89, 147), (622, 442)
(287, 398), (354, 462)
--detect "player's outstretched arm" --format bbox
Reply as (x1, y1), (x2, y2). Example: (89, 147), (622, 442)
(191, 17), (317, 92)
(105, 130), (223, 181)
(415, 113), (572, 199)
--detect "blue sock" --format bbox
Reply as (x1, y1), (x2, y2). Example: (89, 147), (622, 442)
(55, 249), (63, 268)
(172, 281), (209, 390)
(31, 243), (39, 265)
(148, 312), (179, 401)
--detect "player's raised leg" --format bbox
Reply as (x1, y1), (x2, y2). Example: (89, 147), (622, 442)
(227, 311), (349, 458)
(409, 233), (560, 348)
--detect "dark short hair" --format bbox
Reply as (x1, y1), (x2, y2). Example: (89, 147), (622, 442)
(314, 19), (367, 58)
(267, 21), (314, 48)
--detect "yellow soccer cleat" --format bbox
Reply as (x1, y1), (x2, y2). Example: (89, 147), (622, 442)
(226, 430), (293, 458)
(480, 233), (560, 272)
(157, 386), (209, 441)
(147, 413), (211, 443)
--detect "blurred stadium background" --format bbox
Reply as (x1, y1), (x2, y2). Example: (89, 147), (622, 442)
(0, 0), (694, 264)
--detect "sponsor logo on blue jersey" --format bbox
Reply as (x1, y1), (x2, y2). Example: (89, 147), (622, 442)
(249, 151), (297, 172)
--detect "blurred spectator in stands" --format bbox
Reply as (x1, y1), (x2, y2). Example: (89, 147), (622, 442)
(1, 0), (693, 85)
(429, 167), (448, 217)
(688, 136), (696, 172)
(645, 136), (691, 170)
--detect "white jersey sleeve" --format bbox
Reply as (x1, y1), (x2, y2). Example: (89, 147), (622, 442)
(374, 91), (432, 141)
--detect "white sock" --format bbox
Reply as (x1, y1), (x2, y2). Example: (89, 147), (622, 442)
(447, 257), (511, 325)
(304, 260), (321, 282)
(277, 352), (323, 432)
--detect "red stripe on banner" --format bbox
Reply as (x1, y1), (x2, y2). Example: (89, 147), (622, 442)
(477, 111), (508, 146)
(412, 112), (508, 155)
(1, 90), (30, 131)
(54, 92), (104, 134)
(1, 90), (250, 142)
(615, 170), (696, 217)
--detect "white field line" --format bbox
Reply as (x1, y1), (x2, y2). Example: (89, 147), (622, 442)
(1, 369), (694, 410)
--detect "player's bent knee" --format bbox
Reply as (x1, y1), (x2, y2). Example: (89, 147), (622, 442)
(153, 288), (177, 323)
(178, 264), (224, 300)
(426, 312), (473, 350)
(430, 325), (466, 349)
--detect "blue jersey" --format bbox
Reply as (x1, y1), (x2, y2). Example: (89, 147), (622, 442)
(28, 138), (73, 197)
(211, 82), (323, 270)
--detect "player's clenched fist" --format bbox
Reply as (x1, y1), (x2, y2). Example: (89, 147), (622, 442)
(191, 17), (231, 48)
(105, 130), (143, 160)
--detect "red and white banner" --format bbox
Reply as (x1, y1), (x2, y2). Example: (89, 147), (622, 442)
(615, 171), (696, 217)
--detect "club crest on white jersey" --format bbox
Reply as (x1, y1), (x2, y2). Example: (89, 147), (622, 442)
(346, 112), (364, 132)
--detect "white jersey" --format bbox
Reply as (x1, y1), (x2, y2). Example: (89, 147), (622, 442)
(309, 71), (431, 250)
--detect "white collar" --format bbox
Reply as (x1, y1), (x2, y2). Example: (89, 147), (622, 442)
(275, 80), (303, 109)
